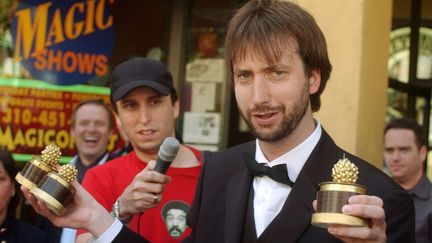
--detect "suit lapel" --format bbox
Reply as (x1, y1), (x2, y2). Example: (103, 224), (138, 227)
(260, 130), (337, 242)
(225, 143), (255, 243)
(225, 168), (252, 243)
(260, 168), (317, 242)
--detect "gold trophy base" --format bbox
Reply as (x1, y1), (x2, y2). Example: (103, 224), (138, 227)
(15, 172), (38, 190)
(312, 212), (368, 228)
(30, 187), (65, 216)
(312, 182), (368, 228)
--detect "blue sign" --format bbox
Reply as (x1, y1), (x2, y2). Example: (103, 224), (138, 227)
(11, 0), (114, 85)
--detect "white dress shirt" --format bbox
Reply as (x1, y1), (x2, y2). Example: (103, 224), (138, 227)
(90, 218), (123, 243)
(253, 123), (322, 237)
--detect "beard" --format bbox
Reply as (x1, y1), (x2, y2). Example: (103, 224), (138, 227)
(239, 81), (310, 142)
(169, 226), (183, 238)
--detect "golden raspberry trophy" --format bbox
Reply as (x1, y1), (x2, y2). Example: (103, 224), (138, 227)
(30, 163), (77, 216)
(311, 156), (368, 227)
(15, 145), (61, 190)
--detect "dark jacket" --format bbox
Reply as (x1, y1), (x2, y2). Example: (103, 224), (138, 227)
(0, 217), (48, 243)
(185, 129), (415, 243)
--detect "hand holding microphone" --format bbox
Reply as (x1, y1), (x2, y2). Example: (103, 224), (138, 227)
(116, 137), (179, 220)
(154, 137), (180, 174)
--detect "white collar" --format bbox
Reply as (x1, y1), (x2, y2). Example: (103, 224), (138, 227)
(255, 122), (322, 182)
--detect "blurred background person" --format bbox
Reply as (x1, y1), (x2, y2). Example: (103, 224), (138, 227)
(59, 98), (118, 243)
(69, 98), (117, 183)
(0, 148), (48, 243)
(384, 118), (432, 243)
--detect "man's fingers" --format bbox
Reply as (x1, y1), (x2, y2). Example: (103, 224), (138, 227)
(349, 195), (383, 207)
(136, 170), (171, 184)
(342, 204), (385, 220)
(143, 160), (157, 171)
(328, 224), (385, 242)
(343, 195), (385, 222)
(325, 195), (387, 242)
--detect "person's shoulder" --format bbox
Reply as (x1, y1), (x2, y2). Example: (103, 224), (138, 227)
(12, 218), (48, 243)
(203, 141), (255, 170)
(348, 153), (404, 194)
(82, 153), (133, 189)
(206, 141), (253, 158)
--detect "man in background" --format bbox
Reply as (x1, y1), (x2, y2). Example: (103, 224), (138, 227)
(60, 98), (117, 243)
(384, 118), (432, 243)
(77, 57), (203, 242)
(69, 99), (116, 182)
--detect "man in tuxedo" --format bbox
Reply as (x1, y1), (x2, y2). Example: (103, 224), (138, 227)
(186, 1), (414, 242)
(21, 1), (415, 242)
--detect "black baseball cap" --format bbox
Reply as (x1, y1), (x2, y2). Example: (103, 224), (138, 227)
(110, 57), (174, 102)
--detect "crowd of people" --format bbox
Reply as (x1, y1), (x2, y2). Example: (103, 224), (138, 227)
(2, 1), (431, 243)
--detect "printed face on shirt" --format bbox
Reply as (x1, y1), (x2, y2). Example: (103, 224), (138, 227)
(70, 104), (113, 163)
(233, 41), (320, 142)
(115, 86), (179, 157)
(165, 208), (187, 238)
(0, 162), (15, 215)
(384, 128), (426, 185)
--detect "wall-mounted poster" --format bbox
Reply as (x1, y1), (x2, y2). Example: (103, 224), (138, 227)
(185, 58), (225, 83)
(182, 112), (220, 144)
(191, 82), (216, 112)
(5, 0), (114, 85)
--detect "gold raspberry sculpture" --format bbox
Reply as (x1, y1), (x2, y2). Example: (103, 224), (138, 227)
(332, 156), (358, 183)
(58, 164), (77, 183)
(41, 145), (61, 170)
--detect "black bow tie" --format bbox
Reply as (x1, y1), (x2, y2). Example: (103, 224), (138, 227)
(243, 153), (294, 187)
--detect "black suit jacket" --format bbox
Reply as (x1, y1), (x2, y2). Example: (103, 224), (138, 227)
(185, 129), (415, 243)
(113, 225), (149, 243)
(0, 217), (48, 243)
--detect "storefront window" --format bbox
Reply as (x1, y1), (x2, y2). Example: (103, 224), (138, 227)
(180, 0), (240, 151)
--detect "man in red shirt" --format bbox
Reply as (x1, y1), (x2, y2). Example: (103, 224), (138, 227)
(77, 57), (203, 243)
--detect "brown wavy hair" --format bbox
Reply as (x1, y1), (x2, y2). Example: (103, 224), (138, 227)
(225, 0), (332, 112)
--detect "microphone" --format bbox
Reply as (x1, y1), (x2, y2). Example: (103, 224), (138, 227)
(154, 137), (180, 174)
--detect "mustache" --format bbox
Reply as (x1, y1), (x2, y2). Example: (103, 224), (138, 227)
(247, 104), (284, 114)
(169, 226), (182, 234)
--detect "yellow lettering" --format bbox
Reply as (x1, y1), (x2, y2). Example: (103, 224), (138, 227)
(95, 0), (113, 30)
(25, 128), (37, 147)
(44, 129), (56, 145)
(14, 2), (51, 60)
(0, 126), (16, 150)
(55, 130), (70, 148)
(84, 0), (96, 34)
(46, 9), (65, 46)
(14, 129), (26, 147)
(65, 2), (85, 40)
(38, 129), (44, 147)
